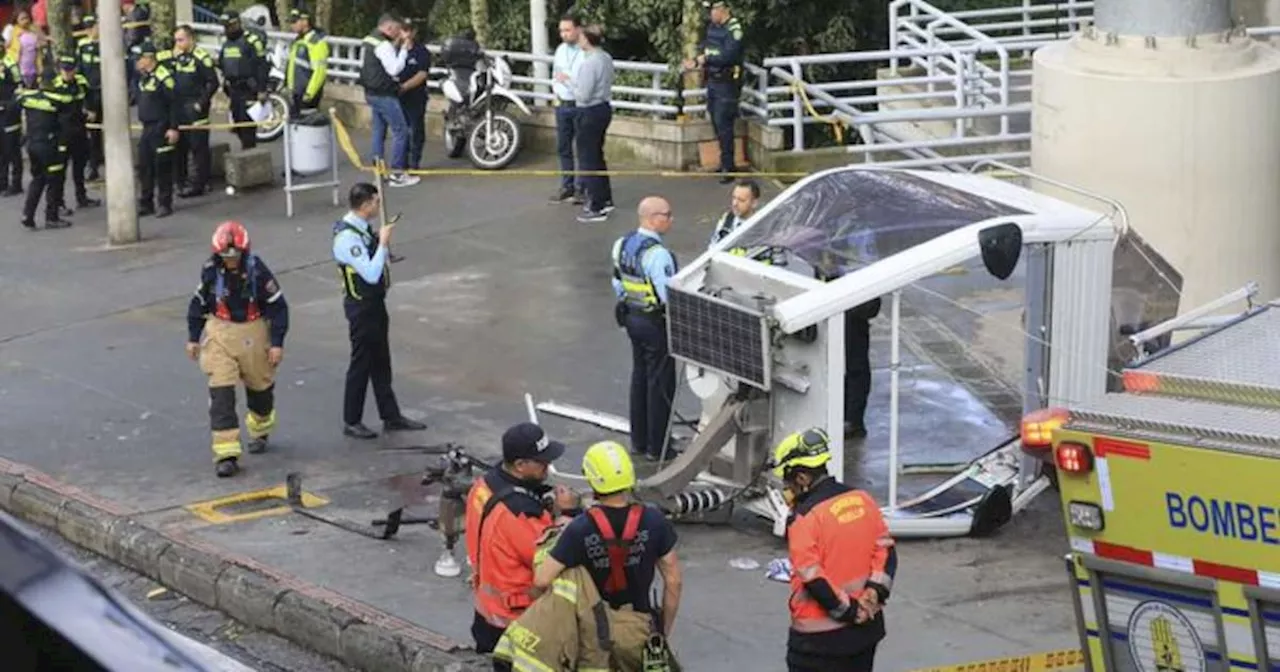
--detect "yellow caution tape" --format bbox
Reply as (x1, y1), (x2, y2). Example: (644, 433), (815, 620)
(790, 81), (847, 146)
(73, 20), (150, 37)
(328, 109), (814, 179)
(85, 119), (275, 132)
(907, 649), (1085, 672)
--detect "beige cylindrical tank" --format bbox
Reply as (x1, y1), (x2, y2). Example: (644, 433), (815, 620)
(1031, 28), (1280, 310)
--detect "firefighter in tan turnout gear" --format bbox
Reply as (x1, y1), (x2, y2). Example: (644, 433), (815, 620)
(186, 221), (289, 478)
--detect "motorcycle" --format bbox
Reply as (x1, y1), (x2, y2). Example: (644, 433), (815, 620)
(440, 54), (530, 170)
(220, 17), (290, 143)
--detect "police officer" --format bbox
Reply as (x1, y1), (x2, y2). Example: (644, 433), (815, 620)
(18, 84), (73, 229)
(186, 221), (289, 478)
(0, 37), (23, 197)
(534, 441), (683, 651)
(75, 15), (104, 181)
(611, 196), (679, 461)
(171, 25), (218, 198)
(133, 42), (179, 218)
(51, 54), (98, 213)
(683, 1), (744, 184)
(707, 177), (784, 264)
(772, 428), (897, 672)
(217, 12), (268, 151)
(285, 9), (329, 117)
(332, 182), (427, 439)
(462, 421), (577, 663)
(124, 0), (151, 91)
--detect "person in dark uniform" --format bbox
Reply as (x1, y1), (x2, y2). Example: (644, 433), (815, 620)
(0, 40), (23, 197)
(51, 54), (98, 215)
(217, 12), (268, 151)
(683, 1), (744, 184)
(124, 0), (151, 92)
(75, 15), (103, 181)
(171, 25), (219, 198)
(331, 182), (428, 439)
(611, 196), (680, 461)
(132, 42), (179, 218)
(843, 298), (880, 439)
(397, 18), (430, 171)
(18, 84), (73, 229)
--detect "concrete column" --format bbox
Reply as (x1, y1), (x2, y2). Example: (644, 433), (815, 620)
(175, 0), (193, 24)
(1095, 0), (1232, 37)
(529, 0), (549, 105)
(99, 0), (139, 245)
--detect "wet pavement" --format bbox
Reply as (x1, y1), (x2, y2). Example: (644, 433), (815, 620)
(0, 130), (1077, 671)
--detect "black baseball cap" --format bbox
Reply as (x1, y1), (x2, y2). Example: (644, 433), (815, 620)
(502, 422), (565, 463)
(59, 54), (77, 70)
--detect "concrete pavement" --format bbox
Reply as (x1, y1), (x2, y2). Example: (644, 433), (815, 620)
(0, 133), (1080, 671)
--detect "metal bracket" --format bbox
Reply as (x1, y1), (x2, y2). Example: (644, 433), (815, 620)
(284, 472), (398, 540)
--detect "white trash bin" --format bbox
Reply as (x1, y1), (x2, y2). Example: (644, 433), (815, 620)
(287, 113), (332, 176)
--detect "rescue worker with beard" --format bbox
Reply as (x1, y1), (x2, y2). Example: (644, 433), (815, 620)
(463, 422), (579, 665)
(772, 428), (897, 672)
(132, 42), (179, 218)
(0, 35), (23, 198)
(186, 221), (289, 478)
(18, 82), (73, 229)
(75, 15), (103, 181)
(217, 12), (268, 150)
(285, 9), (329, 117)
(708, 178), (786, 264)
(51, 54), (98, 214)
(171, 25), (219, 199)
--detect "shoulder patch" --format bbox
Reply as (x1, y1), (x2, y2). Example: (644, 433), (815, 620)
(663, 264), (675, 277)
(731, 26), (743, 40)
(350, 244), (364, 258)
(263, 278), (280, 295)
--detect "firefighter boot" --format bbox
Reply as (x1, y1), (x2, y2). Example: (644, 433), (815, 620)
(247, 436), (268, 454)
(215, 457), (239, 477)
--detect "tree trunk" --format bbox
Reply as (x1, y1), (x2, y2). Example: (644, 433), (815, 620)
(275, 0), (292, 30)
(680, 0), (702, 90)
(313, 0), (333, 33)
(150, 0), (176, 42)
(470, 0), (489, 46)
(46, 0), (71, 55)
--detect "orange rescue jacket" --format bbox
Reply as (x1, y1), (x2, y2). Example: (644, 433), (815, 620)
(464, 468), (555, 628)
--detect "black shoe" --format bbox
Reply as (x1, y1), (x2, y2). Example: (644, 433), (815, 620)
(577, 209), (608, 223)
(77, 197), (101, 208)
(389, 253), (406, 263)
(549, 189), (575, 204)
(21, 219), (35, 229)
(44, 218), (72, 229)
(572, 192), (585, 206)
(215, 458), (239, 478)
(58, 205), (74, 218)
(156, 205), (173, 218)
(600, 202), (616, 215)
(178, 186), (206, 199)
(844, 422), (867, 439)
(384, 417), (427, 432)
(343, 423), (378, 440)
(137, 203), (155, 216)
(247, 436), (268, 454)
(87, 169), (100, 182)
(717, 170), (734, 184)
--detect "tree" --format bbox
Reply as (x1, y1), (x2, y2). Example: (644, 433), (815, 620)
(313, 0), (333, 34)
(46, 0), (72, 55)
(150, 0), (175, 41)
(470, 0), (490, 45)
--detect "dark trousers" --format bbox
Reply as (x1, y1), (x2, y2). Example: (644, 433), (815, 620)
(625, 312), (676, 458)
(554, 103), (580, 194)
(62, 129), (90, 204)
(343, 299), (402, 426)
(787, 646), (877, 672)
(227, 85), (257, 150)
(0, 112), (23, 191)
(87, 97), (103, 171)
(176, 105), (211, 191)
(23, 138), (64, 223)
(137, 124), (174, 209)
(845, 318), (872, 430)
(575, 102), (612, 210)
(707, 82), (739, 173)
(400, 96), (426, 170)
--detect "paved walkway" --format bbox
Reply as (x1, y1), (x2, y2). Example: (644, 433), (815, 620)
(0, 134), (1079, 671)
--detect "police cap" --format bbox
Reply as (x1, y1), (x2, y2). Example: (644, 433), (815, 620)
(82, 14), (97, 26)
(219, 11), (240, 25)
(136, 41), (157, 57)
(501, 422), (566, 464)
(58, 54), (77, 70)
(289, 8), (311, 22)
(702, 1), (729, 8)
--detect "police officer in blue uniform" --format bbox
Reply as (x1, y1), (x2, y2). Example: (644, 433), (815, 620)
(611, 196), (680, 461)
(51, 54), (99, 214)
(18, 85), (74, 229)
(684, 1), (744, 184)
(332, 182), (428, 439)
(132, 41), (180, 218)
(76, 15), (104, 181)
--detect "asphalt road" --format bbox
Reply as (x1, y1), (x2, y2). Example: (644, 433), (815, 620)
(33, 526), (356, 672)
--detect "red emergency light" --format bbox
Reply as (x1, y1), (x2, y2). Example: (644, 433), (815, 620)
(1020, 407), (1069, 451)
(1121, 370), (1161, 393)
(1055, 441), (1094, 474)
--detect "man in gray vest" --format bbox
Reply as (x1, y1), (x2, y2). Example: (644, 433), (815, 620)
(360, 13), (418, 187)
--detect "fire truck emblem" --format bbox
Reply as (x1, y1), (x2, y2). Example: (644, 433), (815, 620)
(1127, 600), (1206, 672)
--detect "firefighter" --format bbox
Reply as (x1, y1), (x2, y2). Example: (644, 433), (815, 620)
(75, 14), (103, 181)
(51, 54), (98, 214)
(132, 42), (179, 218)
(186, 221), (289, 478)
(0, 36), (22, 197)
(683, 1), (744, 184)
(171, 24), (218, 198)
(217, 12), (268, 150)
(285, 9), (329, 117)
(463, 422), (578, 661)
(527, 440), (684, 670)
(18, 85), (72, 229)
(772, 428), (897, 672)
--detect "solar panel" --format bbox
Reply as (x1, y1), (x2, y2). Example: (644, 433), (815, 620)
(667, 288), (771, 390)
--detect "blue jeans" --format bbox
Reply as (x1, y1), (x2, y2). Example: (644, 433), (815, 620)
(554, 104), (581, 193)
(368, 94), (409, 171)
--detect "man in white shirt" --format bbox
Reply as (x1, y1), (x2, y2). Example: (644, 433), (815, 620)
(549, 14), (584, 205)
(358, 13), (419, 187)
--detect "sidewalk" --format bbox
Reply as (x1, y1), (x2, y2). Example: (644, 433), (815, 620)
(0, 135), (1080, 671)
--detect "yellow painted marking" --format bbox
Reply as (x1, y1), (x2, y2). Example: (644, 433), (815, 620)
(185, 485), (329, 525)
(907, 649), (1085, 672)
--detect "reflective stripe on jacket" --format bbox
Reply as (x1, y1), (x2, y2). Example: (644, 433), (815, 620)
(613, 232), (665, 312)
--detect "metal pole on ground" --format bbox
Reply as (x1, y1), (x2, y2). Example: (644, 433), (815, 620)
(99, 0), (139, 244)
(888, 290), (902, 512)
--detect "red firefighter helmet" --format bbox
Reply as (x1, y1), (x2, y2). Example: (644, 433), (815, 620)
(211, 221), (250, 258)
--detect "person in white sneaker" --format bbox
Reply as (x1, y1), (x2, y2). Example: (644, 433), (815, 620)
(358, 12), (420, 187)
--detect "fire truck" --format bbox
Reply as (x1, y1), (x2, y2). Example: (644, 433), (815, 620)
(1023, 289), (1280, 670)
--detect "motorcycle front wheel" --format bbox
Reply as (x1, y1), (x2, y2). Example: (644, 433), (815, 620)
(466, 111), (522, 170)
(245, 92), (290, 143)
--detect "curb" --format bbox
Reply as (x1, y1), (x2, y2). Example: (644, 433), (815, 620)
(0, 457), (482, 672)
